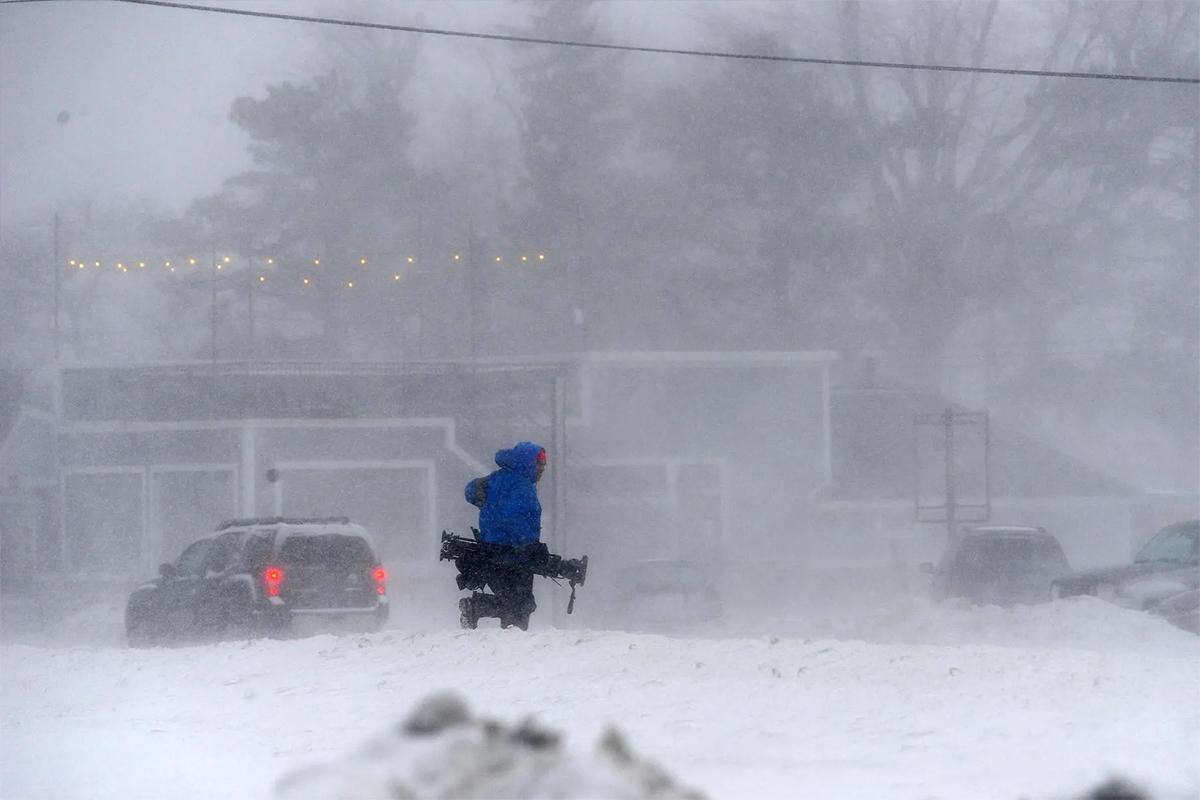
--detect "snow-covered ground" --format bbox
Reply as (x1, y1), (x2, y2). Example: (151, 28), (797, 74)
(2, 597), (1197, 800)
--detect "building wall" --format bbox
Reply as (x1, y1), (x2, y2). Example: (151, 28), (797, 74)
(4, 355), (837, 615)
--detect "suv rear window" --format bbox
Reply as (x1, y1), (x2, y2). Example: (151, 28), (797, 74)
(957, 536), (1066, 574)
(279, 534), (374, 569)
(240, 531), (276, 572)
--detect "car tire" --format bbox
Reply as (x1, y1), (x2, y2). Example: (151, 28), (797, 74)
(220, 590), (256, 640)
(261, 611), (292, 639)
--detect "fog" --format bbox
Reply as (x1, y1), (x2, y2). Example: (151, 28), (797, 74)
(2, 0), (1200, 614)
(0, 1), (1198, 795)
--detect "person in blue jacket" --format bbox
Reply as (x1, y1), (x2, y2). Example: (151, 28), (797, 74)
(458, 441), (547, 629)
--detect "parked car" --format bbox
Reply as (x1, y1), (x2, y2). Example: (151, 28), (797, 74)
(125, 516), (389, 646)
(1153, 588), (1200, 635)
(921, 525), (1071, 606)
(611, 559), (722, 632)
(1052, 520), (1199, 611)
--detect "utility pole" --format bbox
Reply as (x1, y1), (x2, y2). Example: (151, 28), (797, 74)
(52, 213), (61, 362)
(550, 373), (567, 628)
(207, 235), (221, 421)
(247, 258), (255, 360)
(466, 222), (481, 431)
(572, 196), (589, 353)
(51, 211), (65, 574)
(943, 408), (957, 549)
(210, 241), (218, 366)
(467, 221), (478, 364)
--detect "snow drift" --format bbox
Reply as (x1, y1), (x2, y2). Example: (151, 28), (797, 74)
(274, 691), (704, 799)
(2, 598), (1196, 799)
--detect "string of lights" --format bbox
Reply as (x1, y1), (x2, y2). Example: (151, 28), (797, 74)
(62, 252), (550, 280)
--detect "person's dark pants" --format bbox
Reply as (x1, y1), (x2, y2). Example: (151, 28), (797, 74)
(486, 566), (536, 629)
(455, 547), (538, 630)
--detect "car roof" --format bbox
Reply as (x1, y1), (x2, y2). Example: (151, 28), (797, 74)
(215, 516), (352, 531)
(1157, 520), (1199, 534)
(214, 517), (373, 543)
(963, 525), (1049, 537)
(276, 522), (372, 541)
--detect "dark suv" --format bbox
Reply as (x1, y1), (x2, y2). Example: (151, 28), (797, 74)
(922, 525), (1071, 606)
(125, 517), (389, 646)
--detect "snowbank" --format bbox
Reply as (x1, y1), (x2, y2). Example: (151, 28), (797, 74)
(773, 596), (1200, 656)
(274, 692), (704, 799)
(2, 598), (1196, 799)
(11, 586), (1199, 657)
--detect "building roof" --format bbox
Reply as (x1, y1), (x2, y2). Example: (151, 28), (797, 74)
(820, 387), (1140, 503)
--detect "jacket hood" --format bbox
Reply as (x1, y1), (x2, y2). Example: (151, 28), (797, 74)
(495, 441), (545, 480)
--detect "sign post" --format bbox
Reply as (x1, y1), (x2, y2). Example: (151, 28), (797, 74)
(914, 408), (990, 548)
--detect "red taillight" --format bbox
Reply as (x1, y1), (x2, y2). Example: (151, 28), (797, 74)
(373, 565), (387, 595)
(263, 566), (284, 597)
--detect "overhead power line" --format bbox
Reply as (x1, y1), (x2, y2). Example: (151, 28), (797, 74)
(44, 0), (1196, 85)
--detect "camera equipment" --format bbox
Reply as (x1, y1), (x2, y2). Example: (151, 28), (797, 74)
(440, 530), (588, 613)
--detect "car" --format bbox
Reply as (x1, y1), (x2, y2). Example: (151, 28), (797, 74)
(611, 559), (722, 632)
(921, 525), (1071, 606)
(1153, 588), (1200, 635)
(125, 516), (389, 646)
(1052, 520), (1199, 611)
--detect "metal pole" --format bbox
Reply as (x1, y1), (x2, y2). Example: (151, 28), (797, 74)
(52, 213), (61, 362)
(552, 375), (566, 549)
(247, 267), (255, 360)
(210, 242), (218, 366)
(551, 374), (567, 627)
(983, 411), (991, 522)
(467, 221), (478, 364)
(466, 224), (481, 433)
(944, 408), (957, 549)
(51, 212), (65, 573)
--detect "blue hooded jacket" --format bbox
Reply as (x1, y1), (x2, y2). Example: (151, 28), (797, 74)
(464, 441), (544, 547)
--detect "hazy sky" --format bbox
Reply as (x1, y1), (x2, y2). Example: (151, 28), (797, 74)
(3, 1), (283, 228)
(0, 0), (761, 231)
(0, 0), (515, 228)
